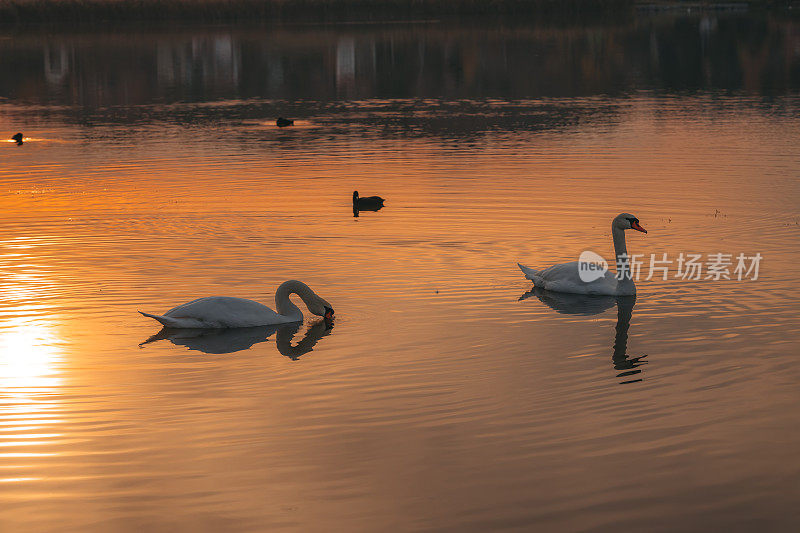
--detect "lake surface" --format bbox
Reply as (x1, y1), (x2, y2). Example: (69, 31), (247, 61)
(1, 14), (800, 532)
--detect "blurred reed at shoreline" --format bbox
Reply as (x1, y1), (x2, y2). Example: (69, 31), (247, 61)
(0, 0), (637, 25)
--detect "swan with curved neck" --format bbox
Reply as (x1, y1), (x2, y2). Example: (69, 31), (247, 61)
(139, 280), (333, 328)
(518, 213), (647, 296)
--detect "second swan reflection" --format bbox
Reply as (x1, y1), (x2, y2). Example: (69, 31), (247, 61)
(140, 319), (334, 359)
(520, 288), (648, 384)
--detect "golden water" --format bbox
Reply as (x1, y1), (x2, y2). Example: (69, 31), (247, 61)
(1, 18), (799, 531)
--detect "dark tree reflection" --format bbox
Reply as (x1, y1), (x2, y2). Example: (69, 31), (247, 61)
(1, 14), (797, 110)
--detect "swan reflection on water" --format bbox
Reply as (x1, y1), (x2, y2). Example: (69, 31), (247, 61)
(520, 288), (648, 384)
(140, 318), (333, 359)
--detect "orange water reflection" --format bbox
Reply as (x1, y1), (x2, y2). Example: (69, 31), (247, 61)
(0, 237), (67, 487)
(0, 318), (64, 481)
(0, 21), (799, 528)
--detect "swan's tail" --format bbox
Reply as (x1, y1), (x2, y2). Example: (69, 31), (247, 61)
(139, 311), (185, 328)
(517, 263), (540, 281)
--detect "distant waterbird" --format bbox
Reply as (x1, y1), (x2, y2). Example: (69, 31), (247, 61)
(11, 132), (23, 145)
(353, 190), (385, 210)
(276, 117), (294, 127)
(352, 190), (385, 217)
(139, 280), (333, 328)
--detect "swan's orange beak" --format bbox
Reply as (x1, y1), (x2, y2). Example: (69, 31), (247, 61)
(631, 221), (647, 233)
(324, 307), (334, 320)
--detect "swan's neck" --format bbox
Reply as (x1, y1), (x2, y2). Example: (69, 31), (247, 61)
(612, 225), (635, 288)
(612, 225), (628, 261)
(275, 280), (317, 319)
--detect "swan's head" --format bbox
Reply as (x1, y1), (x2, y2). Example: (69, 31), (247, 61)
(308, 295), (334, 320)
(353, 191), (359, 202)
(614, 213), (647, 234)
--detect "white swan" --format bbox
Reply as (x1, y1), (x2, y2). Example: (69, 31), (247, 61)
(518, 213), (647, 296)
(139, 280), (333, 328)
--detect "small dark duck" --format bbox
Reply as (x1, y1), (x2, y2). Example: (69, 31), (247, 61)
(353, 190), (385, 211)
(12, 133), (23, 145)
(276, 117), (294, 127)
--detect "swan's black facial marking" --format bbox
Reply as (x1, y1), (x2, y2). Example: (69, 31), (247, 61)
(626, 217), (647, 233)
(324, 306), (334, 320)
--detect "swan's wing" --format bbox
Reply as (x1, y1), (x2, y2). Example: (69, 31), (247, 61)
(528, 261), (620, 295)
(161, 297), (288, 328)
(534, 261), (582, 292)
(521, 262), (594, 290)
(138, 311), (207, 329)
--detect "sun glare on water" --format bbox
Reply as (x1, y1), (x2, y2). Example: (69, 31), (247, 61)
(0, 320), (65, 468)
(0, 320), (63, 391)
